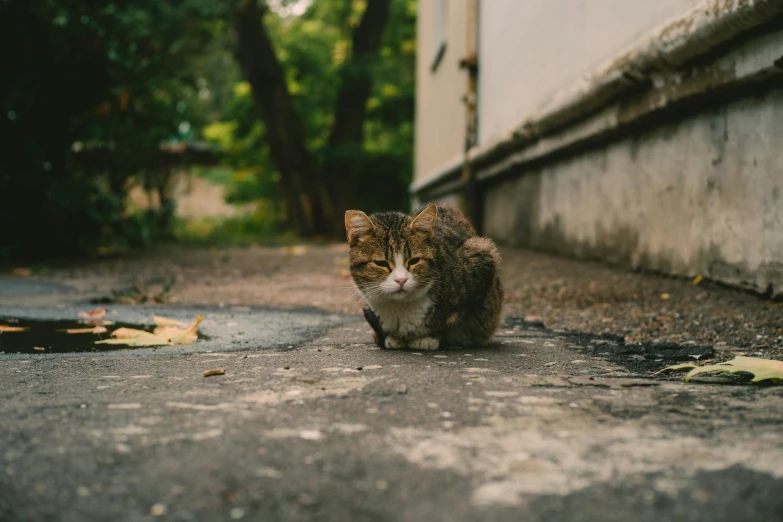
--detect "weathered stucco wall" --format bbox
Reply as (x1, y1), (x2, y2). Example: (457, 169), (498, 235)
(483, 88), (783, 297)
(414, 0), (467, 186)
(477, 0), (700, 145)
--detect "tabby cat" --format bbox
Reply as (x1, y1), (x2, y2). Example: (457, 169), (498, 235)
(345, 203), (503, 350)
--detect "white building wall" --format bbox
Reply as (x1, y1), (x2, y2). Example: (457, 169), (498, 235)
(477, 0), (700, 144)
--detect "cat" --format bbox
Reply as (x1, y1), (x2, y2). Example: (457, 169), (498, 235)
(345, 203), (503, 350)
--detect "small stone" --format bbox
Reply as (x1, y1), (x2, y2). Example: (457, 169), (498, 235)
(364, 365), (383, 370)
(150, 503), (167, 517)
(441, 412), (452, 418)
(299, 430), (322, 441)
(376, 480), (389, 492)
(230, 507), (245, 519)
(544, 362), (557, 367)
(77, 486), (90, 497)
(395, 384), (408, 394)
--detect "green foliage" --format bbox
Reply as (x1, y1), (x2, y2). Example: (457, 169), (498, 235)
(203, 0), (417, 216)
(0, 0), (231, 263)
(0, 0), (417, 261)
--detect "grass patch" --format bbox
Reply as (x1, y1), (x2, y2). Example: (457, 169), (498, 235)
(173, 207), (308, 247)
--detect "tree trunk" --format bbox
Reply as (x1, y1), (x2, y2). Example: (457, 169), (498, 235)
(235, 0), (392, 238)
(234, 0), (328, 236)
(324, 0), (392, 234)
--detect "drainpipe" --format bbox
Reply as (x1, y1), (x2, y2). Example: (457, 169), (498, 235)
(459, 0), (480, 232)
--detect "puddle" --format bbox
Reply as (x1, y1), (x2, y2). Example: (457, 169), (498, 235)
(0, 319), (206, 354)
(503, 316), (714, 375)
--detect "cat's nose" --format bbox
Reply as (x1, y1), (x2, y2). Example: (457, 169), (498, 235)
(394, 276), (407, 289)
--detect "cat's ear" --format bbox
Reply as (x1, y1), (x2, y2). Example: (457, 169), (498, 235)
(345, 210), (374, 241)
(410, 204), (437, 235)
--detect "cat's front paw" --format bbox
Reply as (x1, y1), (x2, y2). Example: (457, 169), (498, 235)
(384, 336), (404, 350)
(408, 336), (440, 351)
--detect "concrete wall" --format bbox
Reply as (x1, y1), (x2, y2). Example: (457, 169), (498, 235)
(414, 0), (467, 186)
(483, 88), (783, 296)
(477, 0), (700, 144)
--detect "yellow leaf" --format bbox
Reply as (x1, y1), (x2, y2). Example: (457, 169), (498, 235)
(96, 316), (202, 348)
(153, 315), (188, 328)
(78, 308), (107, 320)
(95, 332), (172, 347)
(654, 363), (697, 375)
(660, 293), (670, 300)
(692, 275), (703, 285)
(0, 325), (28, 332)
(683, 356), (783, 384)
(63, 326), (108, 334)
(110, 327), (148, 339)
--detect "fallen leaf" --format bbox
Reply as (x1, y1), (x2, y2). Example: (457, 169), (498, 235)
(339, 268), (350, 279)
(110, 327), (146, 339)
(11, 267), (31, 277)
(692, 275), (703, 285)
(660, 293), (670, 300)
(63, 326), (108, 334)
(654, 363), (697, 374)
(96, 330), (172, 347)
(152, 315), (188, 328)
(96, 316), (202, 347)
(0, 325), (28, 332)
(78, 308), (107, 320)
(203, 368), (225, 377)
(658, 356), (783, 384)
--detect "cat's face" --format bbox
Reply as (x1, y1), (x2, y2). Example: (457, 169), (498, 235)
(345, 205), (438, 303)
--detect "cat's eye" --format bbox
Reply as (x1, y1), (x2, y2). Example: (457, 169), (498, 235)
(408, 257), (421, 266)
(373, 260), (390, 269)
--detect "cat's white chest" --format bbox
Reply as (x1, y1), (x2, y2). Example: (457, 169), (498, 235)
(369, 296), (432, 339)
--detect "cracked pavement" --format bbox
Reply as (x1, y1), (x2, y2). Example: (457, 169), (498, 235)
(1, 247), (782, 521)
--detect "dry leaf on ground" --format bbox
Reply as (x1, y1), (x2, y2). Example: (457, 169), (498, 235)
(654, 363), (697, 374)
(95, 315), (202, 347)
(0, 325), (28, 332)
(78, 308), (107, 321)
(658, 356), (783, 384)
(153, 315), (188, 328)
(63, 325), (108, 334)
(202, 368), (225, 377)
